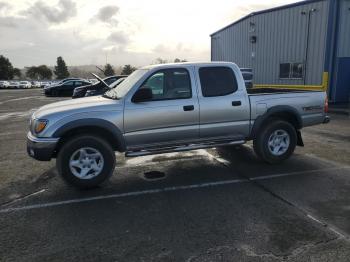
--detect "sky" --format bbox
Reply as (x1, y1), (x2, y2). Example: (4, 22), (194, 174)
(0, 0), (297, 68)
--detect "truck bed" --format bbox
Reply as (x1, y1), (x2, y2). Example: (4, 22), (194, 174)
(248, 88), (327, 128)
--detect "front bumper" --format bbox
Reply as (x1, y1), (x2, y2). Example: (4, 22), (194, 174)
(27, 132), (59, 161)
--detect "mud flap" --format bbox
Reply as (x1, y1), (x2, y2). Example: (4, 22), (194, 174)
(297, 131), (304, 147)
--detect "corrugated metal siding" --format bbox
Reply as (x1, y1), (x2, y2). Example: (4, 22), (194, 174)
(211, 0), (329, 86)
(337, 0), (350, 57)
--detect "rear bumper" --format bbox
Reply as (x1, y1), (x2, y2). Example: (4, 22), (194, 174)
(27, 132), (59, 161)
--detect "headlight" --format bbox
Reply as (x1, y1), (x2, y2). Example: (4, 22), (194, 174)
(34, 119), (48, 134)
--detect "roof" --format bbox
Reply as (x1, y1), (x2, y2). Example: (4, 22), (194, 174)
(210, 0), (325, 36)
(141, 61), (238, 69)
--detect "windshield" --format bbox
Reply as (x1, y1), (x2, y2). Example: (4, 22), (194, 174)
(103, 69), (148, 99)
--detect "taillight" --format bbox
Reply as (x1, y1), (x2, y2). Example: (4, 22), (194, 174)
(324, 96), (328, 113)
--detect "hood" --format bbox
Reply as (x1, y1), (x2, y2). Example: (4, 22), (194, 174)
(44, 83), (61, 89)
(32, 96), (123, 120)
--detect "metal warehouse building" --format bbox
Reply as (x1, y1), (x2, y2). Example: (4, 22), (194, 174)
(211, 0), (350, 103)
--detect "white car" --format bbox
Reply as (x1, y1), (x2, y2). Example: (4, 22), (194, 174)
(9, 81), (19, 88)
(31, 81), (41, 88)
(19, 81), (32, 89)
(0, 81), (10, 88)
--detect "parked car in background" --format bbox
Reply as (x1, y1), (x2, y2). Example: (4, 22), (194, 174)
(44, 79), (91, 96)
(19, 81), (32, 89)
(28, 62), (330, 188)
(72, 75), (127, 98)
(58, 78), (82, 84)
(0, 81), (10, 88)
(85, 77), (126, 97)
(89, 79), (99, 84)
(103, 75), (127, 85)
(31, 81), (41, 88)
(9, 81), (19, 88)
(40, 81), (51, 88)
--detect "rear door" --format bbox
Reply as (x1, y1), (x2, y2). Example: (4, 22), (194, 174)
(124, 67), (199, 148)
(195, 65), (250, 140)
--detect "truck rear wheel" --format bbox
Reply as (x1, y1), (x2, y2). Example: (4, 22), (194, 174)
(253, 120), (297, 164)
(57, 135), (116, 189)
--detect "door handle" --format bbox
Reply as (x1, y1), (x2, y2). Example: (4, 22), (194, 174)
(232, 101), (242, 106)
(183, 105), (194, 111)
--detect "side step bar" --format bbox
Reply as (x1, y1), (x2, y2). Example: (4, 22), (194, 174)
(125, 140), (245, 157)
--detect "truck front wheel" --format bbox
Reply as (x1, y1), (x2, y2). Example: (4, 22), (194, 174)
(253, 120), (297, 164)
(57, 135), (116, 189)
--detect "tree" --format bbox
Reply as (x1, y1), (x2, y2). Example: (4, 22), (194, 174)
(121, 64), (136, 75)
(104, 63), (115, 76)
(155, 58), (167, 64)
(0, 55), (14, 80)
(174, 58), (187, 63)
(13, 68), (21, 78)
(37, 65), (52, 79)
(26, 65), (52, 80)
(26, 66), (38, 79)
(54, 56), (69, 79)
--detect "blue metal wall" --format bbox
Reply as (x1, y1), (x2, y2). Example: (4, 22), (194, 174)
(331, 0), (350, 102)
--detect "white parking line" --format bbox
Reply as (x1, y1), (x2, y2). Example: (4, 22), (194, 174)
(0, 166), (349, 214)
(0, 96), (42, 105)
(0, 178), (248, 213)
(250, 166), (349, 181)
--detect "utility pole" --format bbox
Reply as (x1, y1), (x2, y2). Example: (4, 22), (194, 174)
(302, 8), (317, 85)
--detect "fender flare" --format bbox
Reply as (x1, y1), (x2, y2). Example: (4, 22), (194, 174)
(52, 118), (126, 151)
(250, 105), (302, 139)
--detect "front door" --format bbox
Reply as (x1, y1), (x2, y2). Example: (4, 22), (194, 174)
(124, 67), (199, 149)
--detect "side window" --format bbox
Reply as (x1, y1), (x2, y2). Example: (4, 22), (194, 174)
(142, 68), (192, 100)
(199, 67), (238, 97)
(279, 63), (303, 79)
(145, 72), (164, 96)
(74, 81), (83, 87)
(64, 81), (74, 87)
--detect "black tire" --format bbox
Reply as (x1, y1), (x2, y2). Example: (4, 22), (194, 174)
(57, 135), (116, 189)
(253, 120), (297, 164)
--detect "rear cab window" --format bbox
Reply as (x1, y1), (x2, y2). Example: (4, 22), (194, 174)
(199, 67), (238, 97)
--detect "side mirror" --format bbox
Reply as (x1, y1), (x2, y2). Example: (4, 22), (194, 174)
(132, 87), (153, 103)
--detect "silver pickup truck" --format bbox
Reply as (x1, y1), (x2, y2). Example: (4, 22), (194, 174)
(27, 62), (330, 188)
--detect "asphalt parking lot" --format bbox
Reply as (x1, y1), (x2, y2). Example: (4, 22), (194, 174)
(0, 89), (350, 261)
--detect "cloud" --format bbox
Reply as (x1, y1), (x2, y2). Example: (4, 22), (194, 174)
(107, 31), (129, 46)
(152, 42), (191, 54)
(92, 5), (119, 26)
(0, 17), (18, 28)
(233, 3), (282, 19)
(26, 0), (77, 24)
(0, 1), (12, 12)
